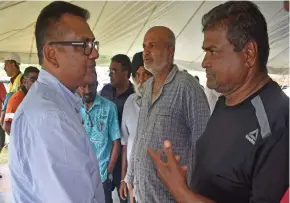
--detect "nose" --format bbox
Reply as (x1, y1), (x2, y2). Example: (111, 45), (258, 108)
(89, 47), (99, 60)
(143, 47), (150, 57)
(201, 53), (210, 69)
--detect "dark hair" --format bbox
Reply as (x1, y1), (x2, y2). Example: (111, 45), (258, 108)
(111, 54), (132, 78)
(131, 52), (144, 78)
(23, 66), (40, 77)
(194, 75), (200, 82)
(202, 1), (269, 72)
(35, 1), (90, 65)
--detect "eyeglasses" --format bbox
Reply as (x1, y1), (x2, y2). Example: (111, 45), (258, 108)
(108, 69), (123, 76)
(48, 40), (99, 56)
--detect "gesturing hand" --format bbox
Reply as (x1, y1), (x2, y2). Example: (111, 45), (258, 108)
(147, 140), (188, 199)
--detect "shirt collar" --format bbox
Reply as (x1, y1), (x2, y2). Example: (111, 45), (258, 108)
(112, 81), (134, 98)
(81, 95), (101, 112)
(164, 65), (179, 85)
(148, 64), (179, 88)
(10, 71), (21, 83)
(37, 69), (82, 112)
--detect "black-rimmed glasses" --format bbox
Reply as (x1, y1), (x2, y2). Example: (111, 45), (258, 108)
(48, 40), (99, 56)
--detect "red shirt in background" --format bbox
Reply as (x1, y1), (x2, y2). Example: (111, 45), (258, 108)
(0, 83), (7, 105)
(281, 188), (289, 203)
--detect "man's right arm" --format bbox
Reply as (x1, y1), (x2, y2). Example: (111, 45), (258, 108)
(10, 111), (105, 203)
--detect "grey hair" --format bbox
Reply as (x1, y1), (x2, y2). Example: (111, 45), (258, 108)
(202, 1), (269, 72)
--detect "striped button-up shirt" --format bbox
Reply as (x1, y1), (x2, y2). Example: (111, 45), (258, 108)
(125, 65), (210, 203)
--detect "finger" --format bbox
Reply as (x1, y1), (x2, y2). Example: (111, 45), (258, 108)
(175, 155), (181, 162)
(147, 147), (163, 167)
(163, 140), (176, 163)
(181, 165), (188, 173)
(120, 191), (125, 200)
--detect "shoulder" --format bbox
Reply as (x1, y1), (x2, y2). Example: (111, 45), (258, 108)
(174, 70), (200, 89)
(100, 84), (113, 95)
(125, 93), (137, 104)
(257, 81), (289, 132)
(99, 96), (117, 110)
(15, 82), (68, 122)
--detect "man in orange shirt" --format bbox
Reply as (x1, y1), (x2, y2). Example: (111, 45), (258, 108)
(3, 66), (39, 135)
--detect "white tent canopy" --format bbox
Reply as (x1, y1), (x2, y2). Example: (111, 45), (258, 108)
(0, 1), (288, 75)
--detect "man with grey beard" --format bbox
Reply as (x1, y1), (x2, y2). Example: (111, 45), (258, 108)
(119, 52), (153, 203)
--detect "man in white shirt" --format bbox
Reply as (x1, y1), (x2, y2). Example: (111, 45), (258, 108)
(119, 52), (152, 202)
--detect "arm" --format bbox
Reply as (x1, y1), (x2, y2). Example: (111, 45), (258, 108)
(183, 84), (210, 183)
(10, 111), (105, 203)
(250, 128), (289, 203)
(147, 140), (215, 203)
(121, 145), (127, 181)
(107, 104), (121, 174)
(120, 100), (130, 181)
(3, 121), (11, 135)
(3, 93), (19, 135)
(0, 111), (5, 128)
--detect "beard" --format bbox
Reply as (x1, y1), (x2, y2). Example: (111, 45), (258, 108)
(134, 83), (145, 97)
(83, 92), (96, 104)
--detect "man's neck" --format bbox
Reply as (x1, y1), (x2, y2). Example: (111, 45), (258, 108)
(115, 80), (130, 96)
(153, 64), (173, 87)
(85, 101), (94, 111)
(225, 72), (270, 106)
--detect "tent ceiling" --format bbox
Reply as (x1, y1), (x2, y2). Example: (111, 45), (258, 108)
(0, 1), (288, 75)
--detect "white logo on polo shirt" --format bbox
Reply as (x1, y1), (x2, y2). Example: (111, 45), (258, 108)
(245, 129), (259, 145)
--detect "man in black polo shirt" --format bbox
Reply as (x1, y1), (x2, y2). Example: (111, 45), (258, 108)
(100, 54), (134, 203)
(147, 1), (289, 203)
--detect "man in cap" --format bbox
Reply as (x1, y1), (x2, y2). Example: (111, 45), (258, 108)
(119, 52), (153, 202)
(0, 53), (23, 147)
(147, 1), (289, 203)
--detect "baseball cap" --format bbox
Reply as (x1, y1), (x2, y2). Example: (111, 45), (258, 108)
(4, 53), (21, 64)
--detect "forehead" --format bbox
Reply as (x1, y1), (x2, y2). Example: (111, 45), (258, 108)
(27, 72), (39, 76)
(143, 30), (166, 44)
(110, 61), (122, 69)
(60, 13), (95, 41)
(203, 28), (231, 48)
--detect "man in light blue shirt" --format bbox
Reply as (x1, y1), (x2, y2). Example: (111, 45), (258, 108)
(79, 73), (121, 203)
(9, 1), (105, 203)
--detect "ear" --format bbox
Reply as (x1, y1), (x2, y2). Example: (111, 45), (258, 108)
(242, 41), (257, 69)
(43, 44), (59, 68)
(169, 46), (175, 58)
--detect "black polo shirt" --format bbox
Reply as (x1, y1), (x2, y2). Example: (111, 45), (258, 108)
(191, 80), (289, 203)
(100, 82), (134, 126)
